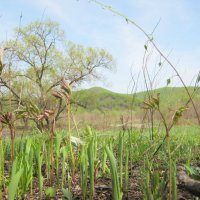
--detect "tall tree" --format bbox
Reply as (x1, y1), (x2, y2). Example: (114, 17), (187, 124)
(0, 20), (114, 130)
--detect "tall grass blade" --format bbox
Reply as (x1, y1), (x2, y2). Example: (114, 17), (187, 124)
(106, 146), (122, 200)
(8, 159), (23, 200)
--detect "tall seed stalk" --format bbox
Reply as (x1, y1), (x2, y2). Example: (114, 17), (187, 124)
(53, 79), (75, 176)
(143, 93), (186, 199)
(37, 109), (56, 186)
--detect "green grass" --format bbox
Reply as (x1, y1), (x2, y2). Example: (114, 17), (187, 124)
(1, 125), (200, 199)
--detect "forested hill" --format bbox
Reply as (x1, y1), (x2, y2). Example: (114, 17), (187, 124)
(73, 87), (200, 112)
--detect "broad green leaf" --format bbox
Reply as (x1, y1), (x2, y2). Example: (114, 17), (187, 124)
(45, 187), (56, 198)
(8, 159), (23, 200)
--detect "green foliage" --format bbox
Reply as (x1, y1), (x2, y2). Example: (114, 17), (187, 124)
(118, 132), (124, 190)
(55, 134), (62, 185)
(80, 144), (88, 200)
(143, 159), (167, 200)
(18, 139), (34, 196)
(62, 188), (72, 200)
(1, 126), (200, 199)
(35, 144), (44, 200)
(87, 137), (95, 199)
(73, 86), (200, 114)
(106, 146), (122, 200)
(172, 162), (177, 200)
(124, 146), (129, 193)
(45, 187), (56, 199)
(8, 158), (23, 200)
(60, 146), (68, 188)
(184, 164), (200, 180)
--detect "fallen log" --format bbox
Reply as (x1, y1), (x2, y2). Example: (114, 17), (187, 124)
(178, 169), (200, 197)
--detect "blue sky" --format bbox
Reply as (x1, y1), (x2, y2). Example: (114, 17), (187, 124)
(0, 0), (200, 93)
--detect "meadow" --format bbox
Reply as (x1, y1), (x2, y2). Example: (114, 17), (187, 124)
(1, 124), (200, 199)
